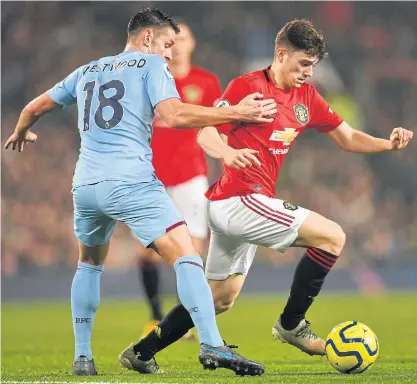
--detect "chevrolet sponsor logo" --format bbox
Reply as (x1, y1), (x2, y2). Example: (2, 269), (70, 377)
(269, 148), (289, 155)
(269, 128), (299, 145)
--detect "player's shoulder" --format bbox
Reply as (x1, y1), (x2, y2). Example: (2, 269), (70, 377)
(230, 69), (268, 88)
(239, 69), (266, 81)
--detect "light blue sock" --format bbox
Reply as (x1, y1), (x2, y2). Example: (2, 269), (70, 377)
(174, 255), (223, 347)
(71, 261), (103, 360)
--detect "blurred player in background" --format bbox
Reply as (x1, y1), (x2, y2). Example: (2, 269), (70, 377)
(138, 21), (222, 341)
(5, 7), (278, 377)
(128, 19), (413, 369)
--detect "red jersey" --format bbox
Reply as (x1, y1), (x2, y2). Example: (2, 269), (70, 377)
(206, 67), (343, 201)
(151, 66), (222, 186)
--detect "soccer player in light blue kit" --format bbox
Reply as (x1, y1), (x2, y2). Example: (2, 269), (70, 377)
(4, 8), (277, 377)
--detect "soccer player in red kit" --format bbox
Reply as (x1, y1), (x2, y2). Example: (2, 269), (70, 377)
(137, 21), (222, 339)
(124, 19), (413, 368)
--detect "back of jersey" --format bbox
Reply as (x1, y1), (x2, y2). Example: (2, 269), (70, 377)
(47, 50), (179, 188)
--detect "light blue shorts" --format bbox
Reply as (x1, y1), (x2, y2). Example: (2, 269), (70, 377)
(73, 178), (185, 247)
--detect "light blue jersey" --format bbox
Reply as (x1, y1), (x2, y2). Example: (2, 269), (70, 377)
(48, 51), (180, 188)
(48, 51), (184, 248)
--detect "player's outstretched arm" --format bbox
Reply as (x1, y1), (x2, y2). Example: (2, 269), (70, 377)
(4, 93), (60, 152)
(197, 126), (261, 169)
(327, 121), (413, 153)
(155, 97), (277, 129)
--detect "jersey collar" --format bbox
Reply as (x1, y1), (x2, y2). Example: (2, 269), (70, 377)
(263, 66), (272, 83)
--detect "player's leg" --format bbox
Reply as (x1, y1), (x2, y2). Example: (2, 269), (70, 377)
(205, 227), (257, 314)
(207, 194), (337, 356)
(136, 243), (205, 339)
(151, 225), (223, 343)
(208, 195), (343, 337)
(132, 233), (254, 352)
(133, 274), (248, 357)
(124, 226), (263, 375)
(137, 244), (163, 338)
(136, 177), (208, 340)
(118, 179), (263, 375)
(168, 175), (209, 340)
(208, 274), (246, 313)
(273, 209), (345, 355)
(126, 211), (261, 373)
(71, 184), (116, 375)
(116, 179), (221, 357)
(225, 194), (334, 355)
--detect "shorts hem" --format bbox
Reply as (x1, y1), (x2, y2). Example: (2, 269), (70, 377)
(205, 270), (248, 281)
(139, 220), (187, 248)
(75, 236), (110, 248)
(132, 231), (164, 249)
(166, 220), (186, 233)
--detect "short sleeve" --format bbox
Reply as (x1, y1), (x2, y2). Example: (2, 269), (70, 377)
(144, 56), (180, 108)
(215, 77), (249, 135)
(47, 66), (83, 107)
(307, 88), (343, 133)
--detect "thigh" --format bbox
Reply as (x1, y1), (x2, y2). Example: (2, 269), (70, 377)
(205, 230), (257, 281)
(73, 184), (116, 247)
(169, 176), (209, 240)
(230, 194), (310, 253)
(292, 210), (345, 253)
(152, 224), (197, 267)
(97, 179), (185, 249)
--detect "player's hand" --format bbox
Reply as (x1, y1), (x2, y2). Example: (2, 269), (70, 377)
(389, 127), (413, 151)
(236, 93), (277, 123)
(4, 130), (38, 152)
(222, 147), (261, 169)
(238, 93), (274, 108)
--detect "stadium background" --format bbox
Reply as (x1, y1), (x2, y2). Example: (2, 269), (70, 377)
(2, 1), (417, 302)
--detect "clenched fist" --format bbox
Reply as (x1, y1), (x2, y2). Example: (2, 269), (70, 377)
(390, 127), (413, 151)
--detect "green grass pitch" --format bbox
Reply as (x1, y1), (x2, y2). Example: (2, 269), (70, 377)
(2, 293), (417, 383)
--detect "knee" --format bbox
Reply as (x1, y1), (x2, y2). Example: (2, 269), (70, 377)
(78, 242), (109, 265)
(214, 297), (235, 315)
(327, 223), (346, 255)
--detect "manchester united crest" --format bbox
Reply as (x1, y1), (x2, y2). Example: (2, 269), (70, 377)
(283, 201), (298, 211)
(293, 104), (309, 125)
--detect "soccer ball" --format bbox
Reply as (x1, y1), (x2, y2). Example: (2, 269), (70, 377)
(325, 321), (379, 374)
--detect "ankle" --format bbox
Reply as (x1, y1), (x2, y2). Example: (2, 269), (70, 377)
(280, 314), (303, 331)
(133, 340), (155, 361)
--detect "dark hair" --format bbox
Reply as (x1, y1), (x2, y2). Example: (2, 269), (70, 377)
(127, 8), (180, 38)
(275, 19), (326, 61)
